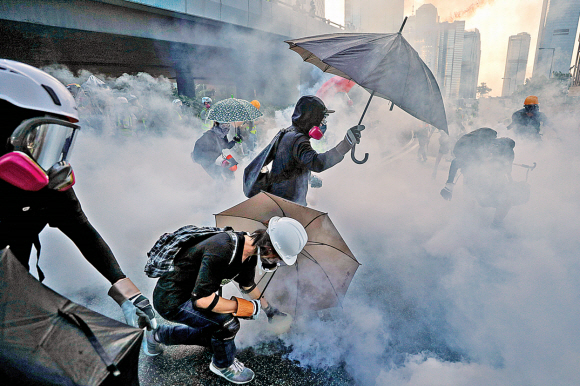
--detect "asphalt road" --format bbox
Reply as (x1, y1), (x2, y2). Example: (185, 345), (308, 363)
(138, 339), (355, 386)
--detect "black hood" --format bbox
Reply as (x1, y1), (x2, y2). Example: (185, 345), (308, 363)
(291, 95), (327, 134)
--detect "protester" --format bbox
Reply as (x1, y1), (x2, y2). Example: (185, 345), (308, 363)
(115, 96), (137, 137)
(192, 121), (242, 181)
(0, 59), (157, 341)
(252, 95), (363, 206)
(199, 96), (213, 130)
(507, 95), (549, 141)
(440, 128), (525, 225)
(414, 123), (430, 163)
(432, 111), (466, 179)
(150, 217), (307, 384)
(237, 99), (262, 155)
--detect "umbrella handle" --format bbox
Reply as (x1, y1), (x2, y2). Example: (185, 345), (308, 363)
(351, 144), (369, 164)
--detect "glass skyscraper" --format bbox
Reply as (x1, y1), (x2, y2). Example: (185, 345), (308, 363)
(532, 0), (580, 78)
(502, 33), (531, 96)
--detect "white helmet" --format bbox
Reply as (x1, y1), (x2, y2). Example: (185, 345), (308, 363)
(266, 216), (308, 266)
(172, 99), (183, 106)
(202, 97), (212, 104)
(0, 59), (79, 122)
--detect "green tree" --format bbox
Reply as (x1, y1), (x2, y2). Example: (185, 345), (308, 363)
(476, 82), (492, 98)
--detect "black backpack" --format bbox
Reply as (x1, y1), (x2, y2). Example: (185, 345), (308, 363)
(243, 128), (291, 198)
(144, 225), (238, 278)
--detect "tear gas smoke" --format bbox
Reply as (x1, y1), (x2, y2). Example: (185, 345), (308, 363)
(36, 66), (580, 386)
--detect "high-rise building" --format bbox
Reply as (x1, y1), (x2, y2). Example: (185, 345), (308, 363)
(532, 0), (580, 78)
(437, 21), (465, 99)
(412, 4), (440, 74)
(502, 33), (531, 96)
(460, 29), (481, 99)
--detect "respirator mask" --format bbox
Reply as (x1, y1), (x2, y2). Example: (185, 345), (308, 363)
(308, 114), (328, 140)
(0, 117), (79, 191)
(256, 247), (280, 276)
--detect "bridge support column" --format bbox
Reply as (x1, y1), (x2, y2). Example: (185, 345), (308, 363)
(174, 64), (196, 99)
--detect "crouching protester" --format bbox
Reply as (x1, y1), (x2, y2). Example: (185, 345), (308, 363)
(147, 217), (307, 384)
(0, 59), (156, 335)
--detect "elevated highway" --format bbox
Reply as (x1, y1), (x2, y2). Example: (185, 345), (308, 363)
(0, 0), (343, 103)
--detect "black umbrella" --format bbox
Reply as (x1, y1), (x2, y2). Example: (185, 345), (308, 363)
(0, 249), (143, 386)
(286, 17), (448, 164)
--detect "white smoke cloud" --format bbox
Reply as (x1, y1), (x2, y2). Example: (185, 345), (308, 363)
(32, 66), (580, 386)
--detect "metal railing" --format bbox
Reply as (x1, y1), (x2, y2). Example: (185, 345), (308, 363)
(126, 0), (345, 30)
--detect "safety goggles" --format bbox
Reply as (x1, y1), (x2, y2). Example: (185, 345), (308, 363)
(9, 117), (80, 171)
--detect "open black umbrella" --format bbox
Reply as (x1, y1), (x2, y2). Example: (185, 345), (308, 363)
(286, 17), (448, 164)
(0, 249), (143, 386)
(215, 192), (360, 317)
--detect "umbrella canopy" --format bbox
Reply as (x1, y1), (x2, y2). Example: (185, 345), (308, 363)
(215, 192), (360, 317)
(207, 98), (263, 123)
(286, 32), (448, 134)
(0, 249), (142, 386)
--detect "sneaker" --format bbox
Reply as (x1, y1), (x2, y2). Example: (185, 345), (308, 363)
(209, 358), (255, 384)
(142, 329), (163, 356)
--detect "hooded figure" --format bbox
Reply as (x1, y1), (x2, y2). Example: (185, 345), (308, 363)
(266, 95), (363, 206)
(192, 122), (242, 181)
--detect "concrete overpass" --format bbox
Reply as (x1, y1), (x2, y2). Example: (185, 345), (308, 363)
(0, 0), (344, 104)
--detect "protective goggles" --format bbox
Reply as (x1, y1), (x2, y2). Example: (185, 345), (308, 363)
(0, 117), (80, 191)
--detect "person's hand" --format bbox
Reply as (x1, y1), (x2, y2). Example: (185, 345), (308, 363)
(440, 182), (454, 201)
(345, 125), (365, 146)
(121, 294), (158, 330)
(309, 174), (322, 188)
(231, 297), (261, 320)
(263, 304), (290, 324)
(233, 135), (243, 143)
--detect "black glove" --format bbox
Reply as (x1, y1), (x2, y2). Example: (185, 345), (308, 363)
(233, 135), (243, 143)
(440, 182), (454, 201)
(345, 125), (365, 146)
(263, 304), (289, 323)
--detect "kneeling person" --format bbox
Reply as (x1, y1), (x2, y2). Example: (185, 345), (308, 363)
(151, 217), (307, 384)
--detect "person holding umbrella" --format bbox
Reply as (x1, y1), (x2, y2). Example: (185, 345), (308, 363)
(252, 95), (363, 206)
(149, 216), (307, 384)
(192, 120), (242, 181)
(192, 98), (263, 181)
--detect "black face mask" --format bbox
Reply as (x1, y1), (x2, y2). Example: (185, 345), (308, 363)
(524, 104), (539, 113)
(260, 258), (278, 271)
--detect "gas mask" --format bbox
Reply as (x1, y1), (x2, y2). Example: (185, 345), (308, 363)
(308, 115), (328, 140)
(256, 247), (280, 276)
(0, 117), (79, 191)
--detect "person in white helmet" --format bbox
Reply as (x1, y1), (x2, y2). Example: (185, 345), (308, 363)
(150, 216), (307, 384)
(0, 59), (158, 352)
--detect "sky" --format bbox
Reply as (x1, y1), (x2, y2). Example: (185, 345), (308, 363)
(325, 0), (549, 97)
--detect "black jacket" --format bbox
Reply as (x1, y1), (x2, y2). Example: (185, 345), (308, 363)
(508, 109), (548, 139)
(192, 130), (235, 167)
(0, 182), (125, 283)
(268, 96), (348, 206)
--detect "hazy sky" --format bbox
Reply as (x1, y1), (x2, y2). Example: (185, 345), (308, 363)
(325, 0), (549, 97)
